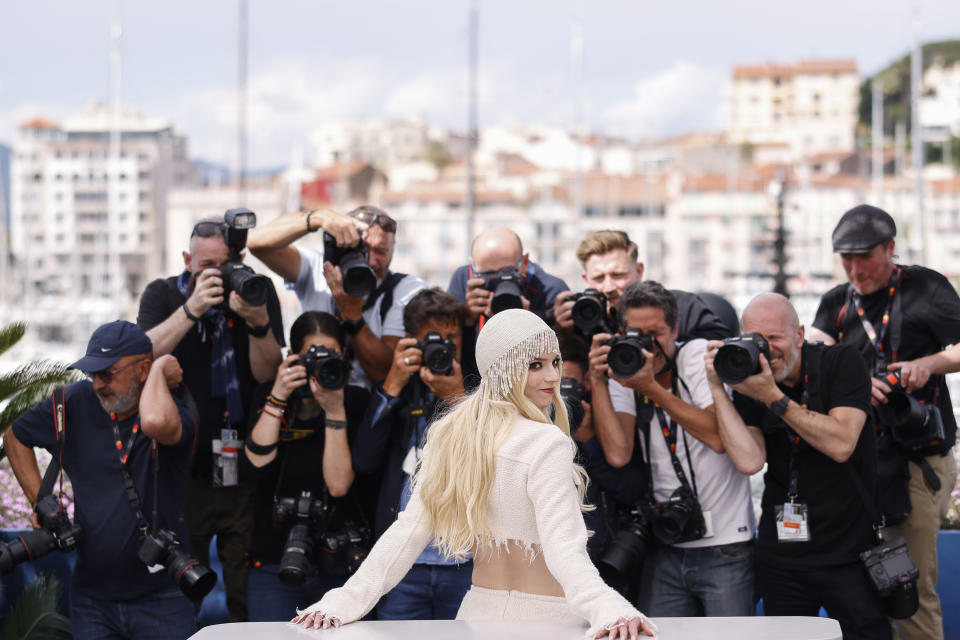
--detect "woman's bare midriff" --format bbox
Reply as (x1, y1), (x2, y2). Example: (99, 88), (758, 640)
(469, 540), (564, 597)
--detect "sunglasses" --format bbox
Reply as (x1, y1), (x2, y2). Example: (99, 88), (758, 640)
(350, 208), (397, 234)
(191, 221), (224, 239)
(86, 359), (145, 384)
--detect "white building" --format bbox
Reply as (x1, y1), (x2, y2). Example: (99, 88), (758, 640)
(311, 116), (431, 169)
(921, 58), (960, 140)
(728, 59), (860, 159)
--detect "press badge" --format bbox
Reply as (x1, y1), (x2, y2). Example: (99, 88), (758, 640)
(212, 428), (241, 487)
(775, 502), (810, 542)
(401, 445), (424, 476)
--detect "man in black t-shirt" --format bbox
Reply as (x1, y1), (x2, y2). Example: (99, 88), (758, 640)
(705, 294), (889, 640)
(4, 321), (198, 640)
(810, 204), (960, 640)
(137, 216), (284, 622)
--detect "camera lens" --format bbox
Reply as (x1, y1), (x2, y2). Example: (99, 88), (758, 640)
(166, 549), (218, 602)
(608, 342), (646, 378)
(597, 517), (650, 590)
(279, 523), (314, 585)
(652, 505), (691, 545)
(0, 529), (57, 575)
(881, 392), (925, 429)
(715, 343), (759, 384)
(886, 580), (920, 619)
(422, 343), (453, 374)
(491, 280), (523, 315)
(339, 251), (376, 299)
(572, 296), (603, 325)
(316, 358), (350, 390)
(560, 378), (584, 433)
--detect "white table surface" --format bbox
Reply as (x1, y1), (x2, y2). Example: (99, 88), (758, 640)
(191, 617), (842, 640)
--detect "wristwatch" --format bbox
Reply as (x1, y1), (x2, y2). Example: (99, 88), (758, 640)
(768, 394), (790, 416)
(247, 323), (270, 338)
(342, 316), (366, 335)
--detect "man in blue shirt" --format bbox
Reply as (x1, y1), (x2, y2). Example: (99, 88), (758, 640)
(351, 288), (472, 619)
(3, 321), (198, 640)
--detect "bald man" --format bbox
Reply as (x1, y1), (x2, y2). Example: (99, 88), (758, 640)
(703, 293), (890, 640)
(447, 226), (569, 386)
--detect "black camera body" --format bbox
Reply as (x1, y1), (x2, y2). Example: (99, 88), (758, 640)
(860, 535), (920, 619)
(217, 208), (270, 309)
(874, 371), (946, 452)
(479, 267), (525, 315)
(0, 494), (82, 575)
(568, 288), (617, 340)
(651, 486), (706, 545)
(323, 232), (376, 299)
(604, 329), (655, 378)
(274, 490), (371, 583)
(415, 331), (456, 375)
(293, 345), (351, 398)
(137, 528), (217, 601)
(714, 333), (770, 384)
(559, 377), (587, 434)
(597, 505), (652, 590)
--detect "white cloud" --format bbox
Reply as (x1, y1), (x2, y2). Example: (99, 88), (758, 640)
(603, 60), (728, 139)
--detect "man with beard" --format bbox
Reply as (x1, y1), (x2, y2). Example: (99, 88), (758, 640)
(4, 321), (199, 640)
(704, 294), (890, 640)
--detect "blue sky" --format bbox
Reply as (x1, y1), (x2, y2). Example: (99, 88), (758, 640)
(2, 0), (959, 168)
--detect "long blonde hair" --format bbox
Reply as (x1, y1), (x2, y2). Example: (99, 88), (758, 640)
(412, 361), (591, 561)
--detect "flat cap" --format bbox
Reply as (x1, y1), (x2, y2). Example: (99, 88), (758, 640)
(832, 204), (897, 253)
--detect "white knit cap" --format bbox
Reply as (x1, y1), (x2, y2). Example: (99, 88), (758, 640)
(475, 309), (560, 399)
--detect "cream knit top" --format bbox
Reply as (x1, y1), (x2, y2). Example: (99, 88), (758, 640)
(300, 417), (643, 636)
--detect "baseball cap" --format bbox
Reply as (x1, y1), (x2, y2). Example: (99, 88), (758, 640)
(831, 205), (897, 253)
(70, 320), (153, 373)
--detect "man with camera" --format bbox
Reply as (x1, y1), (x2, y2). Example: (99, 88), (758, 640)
(588, 281), (755, 617)
(808, 204), (960, 640)
(447, 226), (569, 385)
(555, 230), (731, 344)
(248, 206), (425, 389)
(351, 288), (473, 619)
(705, 293), (890, 639)
(3, 321), (206, 640)
(137, 210), (285, 622)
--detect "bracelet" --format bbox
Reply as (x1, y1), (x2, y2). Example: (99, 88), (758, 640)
(325, 418), (348, 430)
(266, 394), (288, 408)
(246, 439), (279, 455)
(261, 404), (284, 419)
(305, 210), (316, 233)
(182, 302), (200, 323)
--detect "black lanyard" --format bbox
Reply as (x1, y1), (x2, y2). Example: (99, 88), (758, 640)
(847, 266), (901, 366)
(785, 355), (812, 501)
(647, 369), (699, 498)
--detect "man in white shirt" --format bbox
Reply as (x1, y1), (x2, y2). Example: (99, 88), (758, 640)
(589, 281), (755, 616)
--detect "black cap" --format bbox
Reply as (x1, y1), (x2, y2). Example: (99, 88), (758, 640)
(831, 205), (897, 253)
(70, 320), (153, 373)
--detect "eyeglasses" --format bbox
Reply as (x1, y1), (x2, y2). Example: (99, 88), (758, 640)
(191, 221), (224, 239)
(87, 359), (144, 384)
(349, 207), (397, 234)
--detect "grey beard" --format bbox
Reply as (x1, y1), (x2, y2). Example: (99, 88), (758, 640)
(774, 348), (801, 384)
(97, 380), (142, 416)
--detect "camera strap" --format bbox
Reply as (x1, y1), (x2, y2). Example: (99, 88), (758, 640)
(37, 387), (68, 505)
(361, 271), (408, 325)
(111, 413), (158, 538)
(653, 407), (699, 499)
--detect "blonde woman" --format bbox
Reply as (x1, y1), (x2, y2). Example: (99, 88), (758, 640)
(292, 309), (657, 639)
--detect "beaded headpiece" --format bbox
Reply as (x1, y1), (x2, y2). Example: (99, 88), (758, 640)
(475, 309), (560, 399)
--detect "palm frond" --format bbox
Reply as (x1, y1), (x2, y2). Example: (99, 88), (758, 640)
(0, 368), (82, 463)
(0, 323), (26, 360)
(0, 573), (71, 640)
(0, 361), (79, 404)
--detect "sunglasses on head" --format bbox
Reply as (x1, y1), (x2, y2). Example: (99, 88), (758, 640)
(191, 221), (224, 239)
(350, 208), (397, 234)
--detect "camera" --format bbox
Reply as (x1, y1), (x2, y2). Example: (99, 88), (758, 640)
(559, 377), (586, 434)
(597, 505), (652, 590)
(860, 535), (920, 619)
(568, 289), (617, 340)
(604, 329), (655, 378)
(651, 486), (706, 545)
(137, 528), (217, 601)
(323, 232), (376, 299)
(874, 371), (946, 452)
(415, 331), (456, 375)
(293, 344), (351, 398)
(274, 491), (372, 583)
(479, 267), (525, 315)
(217, 208), (270, 309)
(714, 333), (770, 384)
(0, 494), (82, 575)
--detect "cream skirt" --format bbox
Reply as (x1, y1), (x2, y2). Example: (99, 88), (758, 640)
(455, 585), (583, 625)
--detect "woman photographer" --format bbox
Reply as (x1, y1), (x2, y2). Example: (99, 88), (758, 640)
(293, 309), (656, 639)
(242, 311), (373, 622)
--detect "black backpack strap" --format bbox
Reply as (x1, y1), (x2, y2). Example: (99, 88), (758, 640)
(362, 272), (408, 325)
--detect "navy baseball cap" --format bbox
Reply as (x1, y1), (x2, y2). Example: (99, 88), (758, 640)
(70, 320), (153, 373)
(832, 204), (897, 253)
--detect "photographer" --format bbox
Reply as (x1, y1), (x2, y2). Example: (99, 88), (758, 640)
(3, 322), (200, 640)
(248, 206), (425, 389)
(706, 293), (890, 640)
(241, 311), (372, 621)
(351, 288), (473, 619)
(809, 205), (960, 640)
(588, 282), (755, 617)
(447, 226), (569, 386)
(554, 230), (730, 343)
(137, 213), (285, 622)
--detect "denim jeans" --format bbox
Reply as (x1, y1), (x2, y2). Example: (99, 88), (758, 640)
(246, 564), (346, 622)
(637, 540), (755, 616)
(377, 562), (473, 620)
(69, 586), (196, 640)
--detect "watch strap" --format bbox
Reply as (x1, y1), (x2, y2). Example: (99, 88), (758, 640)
(247, 323), (270, 338)
(769, 394), (790, 416)
(342, 316), (366, 335)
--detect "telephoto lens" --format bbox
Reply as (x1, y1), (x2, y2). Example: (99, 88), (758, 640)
(482, 268), (525, 315)
(714, 333), (770, 384)
(0, 529), (57, 575)
(278, 523), (314, 585)
(220, 262), (270, 307)
(137, 529), (217, 601)
(597, 507), (651, 590)
(323, 232), (376, 299)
